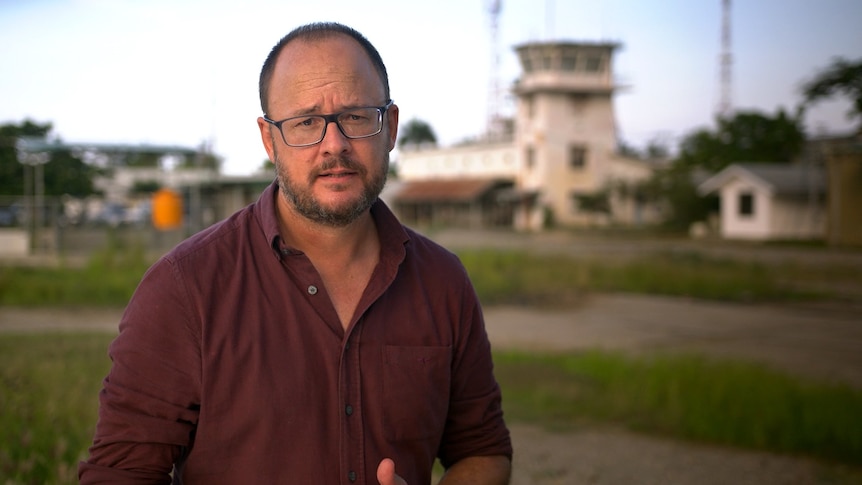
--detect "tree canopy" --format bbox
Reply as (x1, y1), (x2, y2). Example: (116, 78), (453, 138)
(0, 120), (97, 197)
(801, 57), (862, 128)
(398, 118), (437, 148)
(675, 109), (805, 173)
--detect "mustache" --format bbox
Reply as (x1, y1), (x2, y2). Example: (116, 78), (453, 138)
(312, 156), (366, 176)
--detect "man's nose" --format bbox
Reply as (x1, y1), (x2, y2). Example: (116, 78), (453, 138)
(319, 120), (351, 154)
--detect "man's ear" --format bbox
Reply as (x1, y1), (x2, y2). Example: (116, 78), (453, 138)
(257, 117), (277, 163)
(386, 104), (399, 151)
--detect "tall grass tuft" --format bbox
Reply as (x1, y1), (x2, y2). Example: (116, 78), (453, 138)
(495, 350), (862, 466)
(457, 249), (832, 305)
(0, 332), (114, 484)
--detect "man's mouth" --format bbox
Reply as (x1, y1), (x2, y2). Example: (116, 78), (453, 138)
(319, 170), (356, 178)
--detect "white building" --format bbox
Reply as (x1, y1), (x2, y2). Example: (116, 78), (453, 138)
(395, 40), (657, 231)
(698, 163), (826, 241)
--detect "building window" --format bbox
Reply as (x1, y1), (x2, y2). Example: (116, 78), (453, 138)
(739, 192), (755, 216)
(525, 146), (535, 170)
(569, 145), (587, 169)
(561, 54), (577, 71)
(584, 56), (602, 72)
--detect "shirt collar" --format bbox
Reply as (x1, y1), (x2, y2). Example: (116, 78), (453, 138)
(255, 179), (410, 260)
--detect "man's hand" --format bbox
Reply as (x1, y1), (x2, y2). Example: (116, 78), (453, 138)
(376, 458), (408, 485)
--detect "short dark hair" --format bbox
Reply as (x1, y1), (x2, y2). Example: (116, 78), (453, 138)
(259, 22), (390, 115)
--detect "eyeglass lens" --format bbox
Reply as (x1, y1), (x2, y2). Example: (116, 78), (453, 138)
(284, 107), (382, 145)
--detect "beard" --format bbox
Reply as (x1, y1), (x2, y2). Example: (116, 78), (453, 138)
(273, 149), (389, 227)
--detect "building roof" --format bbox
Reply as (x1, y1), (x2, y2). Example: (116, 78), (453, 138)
(391, 178), (505, 203)
(698, 163), (826, 196)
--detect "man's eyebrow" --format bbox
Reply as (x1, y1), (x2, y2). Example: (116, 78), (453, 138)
(288, 105), (323, 117)
(289, 103), (370, 117)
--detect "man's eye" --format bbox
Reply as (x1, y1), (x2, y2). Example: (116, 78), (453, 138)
(343, 113), (368, 123)
(293, 117), (318, 128)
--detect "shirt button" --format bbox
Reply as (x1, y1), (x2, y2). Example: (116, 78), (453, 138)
(307, 285), (318, 295)
(345, 404), (353, 416)
(348, 471), (357, 482)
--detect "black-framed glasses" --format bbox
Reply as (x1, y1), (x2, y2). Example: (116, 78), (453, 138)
(263, 100), (394, 147)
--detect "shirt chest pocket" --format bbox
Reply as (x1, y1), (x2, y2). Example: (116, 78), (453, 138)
(383, 345), (452, 442)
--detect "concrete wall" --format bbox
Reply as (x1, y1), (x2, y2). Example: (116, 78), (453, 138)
(397, 142), (517, 181)
(0, 229), (29, 257)
(719, 179), (771, 240)
(826, 152), (862, 246)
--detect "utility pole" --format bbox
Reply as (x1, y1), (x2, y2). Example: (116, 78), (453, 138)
(486, 0), (503, 139)
(16, 139), (50, 253)
(718, 0), (733, 119)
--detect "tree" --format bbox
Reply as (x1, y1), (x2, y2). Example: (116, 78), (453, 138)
(801, 57), (862, 128)
(618, 137), (670, 161)
(642, 109), (804, 230)
(644, 165), (717, 231)
(0, 120), (97, 197)
(675, 109), (805, 173)
(42, 147), (98, 197)
(398, 118), (437, 148)
(0, 120), (51, 196)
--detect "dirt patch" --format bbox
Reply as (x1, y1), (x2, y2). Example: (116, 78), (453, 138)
(509, 423), (862, 485)
(484, 293), (862, 389)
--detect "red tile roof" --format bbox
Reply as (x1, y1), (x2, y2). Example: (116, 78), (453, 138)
(393, 178), (502, 203)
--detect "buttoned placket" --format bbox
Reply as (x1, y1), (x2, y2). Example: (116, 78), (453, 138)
(340, 318), (365, 483)
(279, 243), (371, 483)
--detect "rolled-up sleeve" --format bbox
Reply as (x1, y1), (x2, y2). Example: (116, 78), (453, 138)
(79, 257), (202, 484)
(438, 271), (512, 468)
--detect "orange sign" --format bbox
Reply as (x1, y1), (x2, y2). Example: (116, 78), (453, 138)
(151, 188), (183, 230)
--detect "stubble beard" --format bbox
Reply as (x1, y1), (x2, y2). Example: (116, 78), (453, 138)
(274, 149), (389, 227)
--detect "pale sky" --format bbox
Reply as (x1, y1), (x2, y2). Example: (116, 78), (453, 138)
(1, 0), (860, 175)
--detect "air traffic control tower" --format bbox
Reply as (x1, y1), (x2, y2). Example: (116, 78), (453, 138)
(513, 41), (622, 227)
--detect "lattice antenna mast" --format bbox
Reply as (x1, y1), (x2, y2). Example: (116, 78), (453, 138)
(718, 0), (733, 119)
(486, 0), (503, 139)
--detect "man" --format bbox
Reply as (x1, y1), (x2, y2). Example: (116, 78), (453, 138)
(79, 22), (512, 484)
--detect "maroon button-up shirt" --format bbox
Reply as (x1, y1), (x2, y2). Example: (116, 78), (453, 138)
(79, 181), (511, 484)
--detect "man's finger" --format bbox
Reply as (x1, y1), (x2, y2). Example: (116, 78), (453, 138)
(376, 458), (408, 485)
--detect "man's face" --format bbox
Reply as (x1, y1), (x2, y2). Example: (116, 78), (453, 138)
(257, 35), (398, 227)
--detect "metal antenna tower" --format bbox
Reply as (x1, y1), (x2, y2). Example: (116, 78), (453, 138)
(486, 0), (503, 138)
(718, 0), (733, 119)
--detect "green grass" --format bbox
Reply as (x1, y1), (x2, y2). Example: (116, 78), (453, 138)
(0, 332), (113, 484)
(2, 245), (856, 308)
(495, 350), (862, 466)
(457, 249), (853, 305)
(0, 241), (151, 308)
(2, 333), (861, 484)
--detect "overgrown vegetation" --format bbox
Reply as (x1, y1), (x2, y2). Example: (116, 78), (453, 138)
(0, 333), (111, 484)
(457, 249), (850, 306)
(495, 350), (862, 466)
(1, 245), (856, 308)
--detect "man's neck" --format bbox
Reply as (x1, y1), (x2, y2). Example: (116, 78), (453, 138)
(276, 196), (382, 329)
